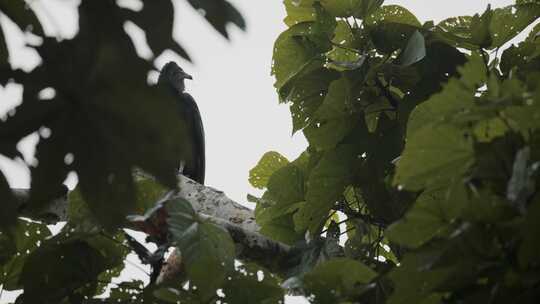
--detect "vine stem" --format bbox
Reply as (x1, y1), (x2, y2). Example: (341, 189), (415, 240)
(330, 41), (362, 54)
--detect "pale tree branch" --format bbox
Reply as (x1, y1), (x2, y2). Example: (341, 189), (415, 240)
(11, 175), (293, 285)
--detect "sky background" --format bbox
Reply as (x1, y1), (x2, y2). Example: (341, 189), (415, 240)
(0, 0), (527, 303)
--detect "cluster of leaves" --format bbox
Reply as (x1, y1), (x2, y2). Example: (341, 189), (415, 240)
(0, 0), (267, 303)
(249, 0), (540, 303)
(0, 0), (245, 229)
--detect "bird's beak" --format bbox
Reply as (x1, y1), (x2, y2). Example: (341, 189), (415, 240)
(182, 72), (193, 80)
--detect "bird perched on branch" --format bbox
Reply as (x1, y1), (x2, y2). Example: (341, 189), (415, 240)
(158, 62), (205, 184)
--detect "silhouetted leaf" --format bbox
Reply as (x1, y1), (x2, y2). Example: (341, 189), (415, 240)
(19, 240), (107, 303)
(125, 0), (191, 60)
(0, 0), (43, 35)
(222, 264), (284, 303)
(186, 0), (246, 39)
(0, 172), (17, 228)
(303, 257), (376, 303)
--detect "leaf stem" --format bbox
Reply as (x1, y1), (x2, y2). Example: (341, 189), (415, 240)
(330, 41), (362, 54)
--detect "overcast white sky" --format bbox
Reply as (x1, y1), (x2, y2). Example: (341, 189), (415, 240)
(0, 0), (525, 303)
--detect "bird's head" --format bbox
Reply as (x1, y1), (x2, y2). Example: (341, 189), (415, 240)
(158, 62), (193, 92)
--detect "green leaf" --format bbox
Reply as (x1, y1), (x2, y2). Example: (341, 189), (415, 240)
(406, 53), (487, 136)
(283, 0), (316, 26)
(369, 22), (419, 54)
(222, 264), (284, 303)
(109, 280), (146, 303)
(519, 194), (540, 267)
(253, 193), (304, 244)
(272, 23), (325, 92)
(394, 125), (474, 191)
(166, 199), (235, 300)
(19, 240), (106, 303)
(287, 69), (339, 133)
(304, 116), (356, 150)
(313, 77), (355, 120)
(133, 173), (168, 214)
(365, 5), (421, 27)
(267, 163), (305, 205)
(502, 92), (540, 138)
(319, 0), (367, 17)
(433, 7), (493, 49)
(249, 151), (290, 189)
(386, 184), (466, 248)
(259, 210), (304, 244)
(296, 144), (359, 232)
(326, 48), (366, 71)
(303, 258), (376, 303)
(304, 78), (358, 149)
(470, 5), (493, 48)
(435, 16), (477, 49)
(0, 220), (51, 291)
(435, 4), (540, 49)
(273, 4), (335, 95)
(388, 247), (453, 304)
(398, 30), (426, 66)
(489, 4), (540, 48)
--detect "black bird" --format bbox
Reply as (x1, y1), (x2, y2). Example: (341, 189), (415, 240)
(158, 62), (205, 184)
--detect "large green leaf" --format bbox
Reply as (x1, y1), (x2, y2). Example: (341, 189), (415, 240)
(326, 21), (365, 71)
(435, 4), (540, 49)
(222, 264), (284, 303)
(489, 3), (540, 48)
(273, 5), (335, 94)
(283, 0), (316, 26)
(249, 151), (290, 189)
(394, 125), (474, 191)
(0, 220), (51, 291)
(288, 69), (339, 133)
(365, 5), (421, 27)
(272, 23), (325, 92)
(267, 163), (305, 206)
(303, 257), (377, 303)
(295, 144), (359, 232)
(313, 77), (355, 120)
(303, 77), (358, 150)
(19, 240), (106, 303)
(406, 52), (487, 135)
(388, 247), (453, 304)
(320, 0), (379, 18)
(386, 183), (466, 248)
(166, 198), (235, 300)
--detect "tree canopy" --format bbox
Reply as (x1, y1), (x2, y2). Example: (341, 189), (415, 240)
(1, 0), (540, 303)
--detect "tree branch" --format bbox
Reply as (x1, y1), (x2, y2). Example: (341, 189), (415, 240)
(11, 175), (293, 285)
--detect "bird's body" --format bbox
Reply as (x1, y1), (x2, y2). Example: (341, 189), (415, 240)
(158, 62), (205, 184)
